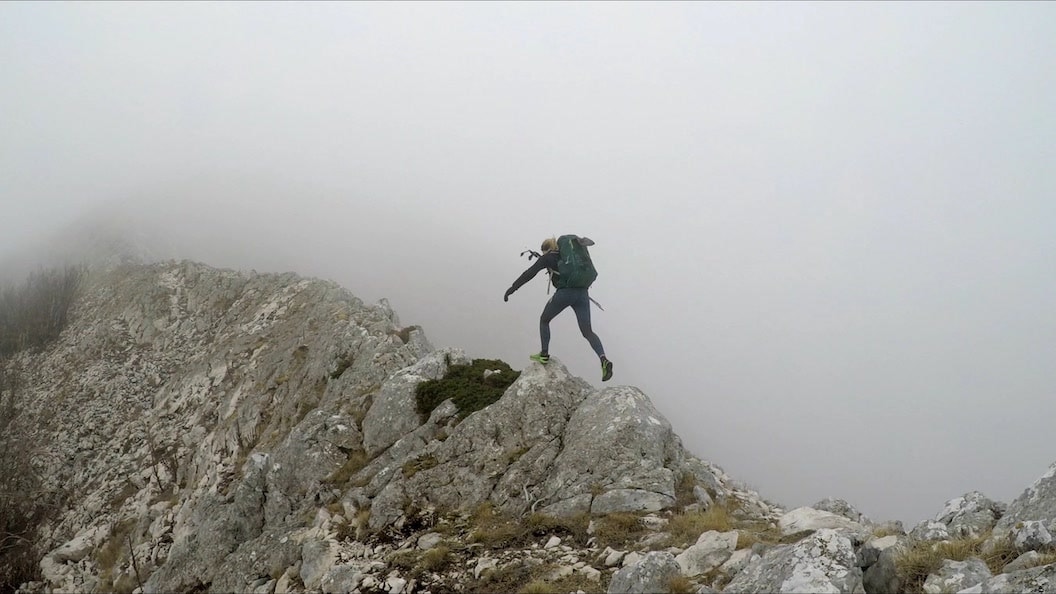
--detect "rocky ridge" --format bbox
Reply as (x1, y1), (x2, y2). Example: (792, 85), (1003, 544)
(4, 260), (1056, 593)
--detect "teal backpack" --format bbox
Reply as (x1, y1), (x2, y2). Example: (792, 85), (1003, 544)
(552, 234), (598, 289)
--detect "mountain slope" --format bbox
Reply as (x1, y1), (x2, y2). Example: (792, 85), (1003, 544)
(5, 261), (776, 593)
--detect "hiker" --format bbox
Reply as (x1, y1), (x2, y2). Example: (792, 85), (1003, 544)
(503, 235), (614, 382)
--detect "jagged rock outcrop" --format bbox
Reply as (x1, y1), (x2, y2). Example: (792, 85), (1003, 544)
(912, 491), (1006, 540)
(6, 260), (784, 593)
(607, 551), (681, 594)
(350, 360), (735, 531)
(8, 259), (1056, 594)
(994, 462), (1056, 536)
(725, 528), (865, 593)
(860, 534), (911, 594)
(962, 563), (1056, 593)
(922, 557), (992, 594)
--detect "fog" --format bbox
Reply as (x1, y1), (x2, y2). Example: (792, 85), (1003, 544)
(3, 2), (1055, 526)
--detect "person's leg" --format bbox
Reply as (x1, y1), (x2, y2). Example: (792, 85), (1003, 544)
(570, 290), (613, 380)
(569, 290), (605, 358)
(538, 289), (575, 356)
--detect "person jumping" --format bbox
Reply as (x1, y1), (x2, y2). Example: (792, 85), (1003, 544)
(503, 235), (613, 382)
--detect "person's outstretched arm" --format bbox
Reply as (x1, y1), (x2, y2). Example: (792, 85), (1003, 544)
(504, 252), (557, 300)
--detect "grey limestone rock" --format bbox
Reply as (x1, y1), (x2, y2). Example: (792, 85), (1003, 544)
(933, 491), (1006, 539)
(675, 530), (738, 577)
(1001, 550), (1045, 574)
(959, 562), (1056, 593)
(911, 520), (952, 542)
(725, 528), (864, 594)
(366, 362), (711, 527)
(814, 497), (866, 523)
(995, 462), (1056, 534)
(858, 534), (903, 569)
(1011, 520), (1053, 553)
(607, 551), (682, 594)
(361, 348), (470, 456)
(921, 557), (991, 594)
(778, 506), (870, 540)
(11, 259), (780, 594)
(862, 535), (911, 594)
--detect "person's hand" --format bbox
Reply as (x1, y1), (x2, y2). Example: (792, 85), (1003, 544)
(504, 288), (513, 302)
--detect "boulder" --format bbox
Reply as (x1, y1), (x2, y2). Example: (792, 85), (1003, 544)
(813, 497), (866, 523)
(778, 506), (870, 539)
(1001, 550), (1044, 574)
(725, 528), (864, 593)
(720, 548), (757, 579)
(1011, 520), (1053, 553)
(921, 557), (991, 594)
(858, 534), (902, 569)
(862, 535), (911, 594)
(674, 530), (738, 577)
(995, 462), (1056, 533)
(933, 491), (1006, 539)
(361, 348), (470, 456)
(607, 551), (682, 594)
(367, 363), (699, 526)
(960, 563), (1056, 593)
(910, 520), (951, 542)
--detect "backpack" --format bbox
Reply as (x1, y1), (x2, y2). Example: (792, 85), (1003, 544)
(552, 234), (598, 289)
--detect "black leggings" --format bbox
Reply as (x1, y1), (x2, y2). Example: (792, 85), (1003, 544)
(540, 288), (605, 358)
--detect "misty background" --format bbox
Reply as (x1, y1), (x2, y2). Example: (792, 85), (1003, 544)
(2, 2), (1054, 527)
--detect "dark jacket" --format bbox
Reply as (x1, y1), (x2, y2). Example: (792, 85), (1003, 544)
(507, 251), (559, 295)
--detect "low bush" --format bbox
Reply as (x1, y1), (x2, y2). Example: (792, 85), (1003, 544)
(415, 358), (519, 421)
(0, 265), (85, 357)
(0, 365), (68, 591)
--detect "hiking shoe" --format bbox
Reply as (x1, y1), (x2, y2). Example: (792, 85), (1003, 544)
(601, 358), (614, 382)
(530, 353), (550, 364)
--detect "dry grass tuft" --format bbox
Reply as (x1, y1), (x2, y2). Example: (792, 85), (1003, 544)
(420, 546), (452, 572)
(467, 502), (524, 548)
(402, 454), (439, 479)
(550, 572), (605, 593)
(518, 581), (552, 594)
(593, 512), (647, 549)
(896, 534), (1018, 593)
(666, 505), (736, 547)
(324, 449), (369, 486)
(525, 512), (591, 546)
(734, 521), (783, 550)
(666, 574), (696, 594)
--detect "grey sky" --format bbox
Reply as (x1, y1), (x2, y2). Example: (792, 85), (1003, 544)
(3, 2), (1054, 526)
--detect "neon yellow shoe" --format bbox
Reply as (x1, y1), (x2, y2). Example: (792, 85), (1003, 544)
(601, 358), (614, 382)
(529, 353), (550, 364)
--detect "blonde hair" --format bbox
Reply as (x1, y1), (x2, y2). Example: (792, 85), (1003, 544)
(540, 237), (558, 253)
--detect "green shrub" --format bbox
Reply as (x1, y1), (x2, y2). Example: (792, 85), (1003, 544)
(415, 358), (520, 420)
